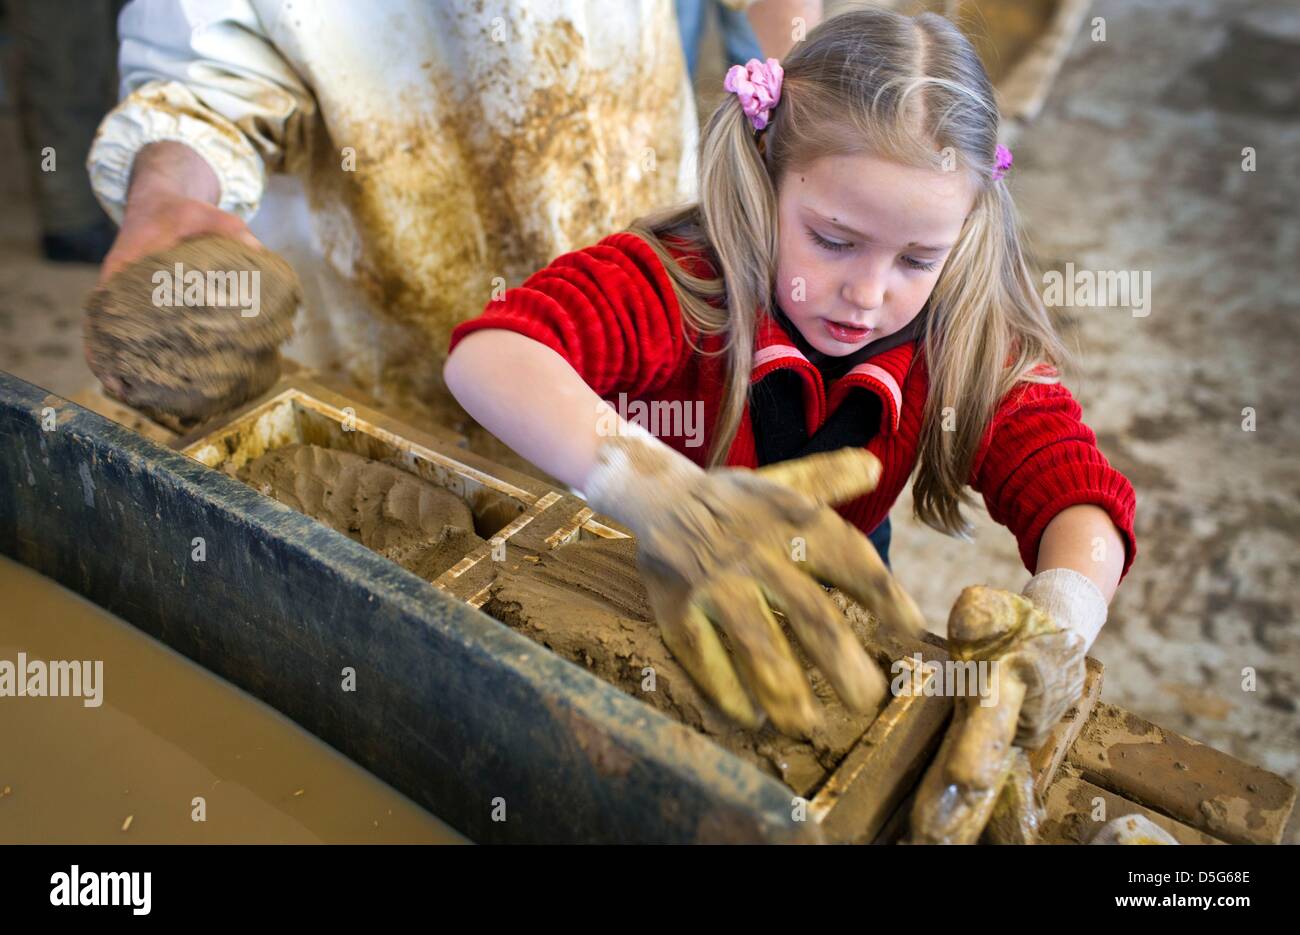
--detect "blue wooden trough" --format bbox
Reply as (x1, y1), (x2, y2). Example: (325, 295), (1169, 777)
(1, 369), (847, 843)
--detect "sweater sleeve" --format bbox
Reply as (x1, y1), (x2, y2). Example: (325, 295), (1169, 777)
(969, 376), (1138, 582)
(88, 0), (315, 223)
(447, 231), (692, 399)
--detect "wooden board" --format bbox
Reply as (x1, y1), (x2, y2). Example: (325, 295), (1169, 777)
(1041, 773), (1225, 845)
(178, 377), (632, 571)
(1066, 702), (1295, 845)
(811, 653), (954, 843)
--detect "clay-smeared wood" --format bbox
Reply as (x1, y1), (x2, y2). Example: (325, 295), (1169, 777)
(1066, 702), (1295, 845)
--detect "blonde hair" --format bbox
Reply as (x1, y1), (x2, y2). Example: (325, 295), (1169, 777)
(628, 4), (1069, 539)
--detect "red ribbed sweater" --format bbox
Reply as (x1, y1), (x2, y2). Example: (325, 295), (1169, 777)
(449, 232), (1137, 581)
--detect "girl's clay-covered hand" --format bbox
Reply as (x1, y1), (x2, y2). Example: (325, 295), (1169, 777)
(582, 425), (927, 736)
(909, 585), (1085, 844)
(952, 586), (1088, 751)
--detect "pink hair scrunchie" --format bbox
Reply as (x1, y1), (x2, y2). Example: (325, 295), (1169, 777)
(993, 144), (1014, 180)
(724, 57), (784, 131)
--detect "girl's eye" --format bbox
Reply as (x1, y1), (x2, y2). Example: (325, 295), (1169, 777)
(808, 226), (939, 271)
(902, 256), (938, 272)
(807, 228), (852, 252)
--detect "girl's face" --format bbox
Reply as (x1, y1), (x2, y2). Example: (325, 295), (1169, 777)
(774, 152), (977, 356)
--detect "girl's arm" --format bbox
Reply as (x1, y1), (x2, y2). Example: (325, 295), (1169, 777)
(446, 327), (903, 735)
(968, 378), (1138, 588)
(444, 234), (917, 731)
(443, 329), (615, 490)
(1034, 503), (1125, 602)
(967, 378), (1137, 658)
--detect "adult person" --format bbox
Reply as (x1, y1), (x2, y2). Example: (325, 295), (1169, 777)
(87, 0), (699, 419)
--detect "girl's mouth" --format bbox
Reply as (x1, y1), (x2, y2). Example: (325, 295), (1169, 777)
(822, 318), (873, 344)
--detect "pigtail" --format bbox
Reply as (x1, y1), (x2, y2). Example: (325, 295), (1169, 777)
(630, 91), (780, 467)
(693, 94), (780, 466)
(913, 174), (1072, 538)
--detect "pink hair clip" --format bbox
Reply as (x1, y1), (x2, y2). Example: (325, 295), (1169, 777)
(993, 144), (1013, 180)
(724, 57), (784, 131)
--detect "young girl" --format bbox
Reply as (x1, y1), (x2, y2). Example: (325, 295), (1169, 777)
(444, 8), (1136, 743)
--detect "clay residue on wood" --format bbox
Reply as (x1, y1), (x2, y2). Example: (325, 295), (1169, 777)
(237, 444), (482, 581)
(1039, 768), (1224, 845)
(483, 537), (884, 795)
(1066, 701), (1296, 845)
(84, 236), (300, 427)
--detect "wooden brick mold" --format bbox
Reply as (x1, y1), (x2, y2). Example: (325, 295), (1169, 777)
(174, 377), (1296, 845)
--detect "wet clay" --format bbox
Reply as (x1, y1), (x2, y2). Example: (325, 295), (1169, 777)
(228, 442), (878, 793)
(0, 555), (463, 843)
(236, 444), (483, 582)
(483, 537), (884, 796)
(84, 236), (300, 427)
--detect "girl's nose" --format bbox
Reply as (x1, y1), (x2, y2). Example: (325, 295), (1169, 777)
(841, 265), (887, 312)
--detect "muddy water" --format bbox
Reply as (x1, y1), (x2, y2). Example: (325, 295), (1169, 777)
(0, 555), (466, 844)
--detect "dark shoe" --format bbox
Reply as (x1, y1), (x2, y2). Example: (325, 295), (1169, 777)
(41, 219), (116, 263)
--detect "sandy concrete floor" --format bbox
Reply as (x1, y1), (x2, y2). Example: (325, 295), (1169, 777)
(1, 0), (1295, 838)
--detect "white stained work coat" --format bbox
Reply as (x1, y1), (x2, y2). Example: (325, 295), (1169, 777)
(89, 0), (699, 407)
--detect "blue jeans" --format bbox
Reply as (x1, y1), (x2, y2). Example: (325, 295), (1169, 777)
(867, 516), (892, 570)
(674, 0), (765, 80)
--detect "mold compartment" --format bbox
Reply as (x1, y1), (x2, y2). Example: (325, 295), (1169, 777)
(179, 377), (630, 606)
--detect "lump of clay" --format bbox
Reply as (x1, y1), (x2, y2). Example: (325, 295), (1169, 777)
(238, 444), (483, 581)
(484, 536), (885, 795)
(84, 235), (300, 427)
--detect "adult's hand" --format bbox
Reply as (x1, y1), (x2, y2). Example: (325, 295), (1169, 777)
(90, 142), (267, 400)
(98, 141), (260, 286)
